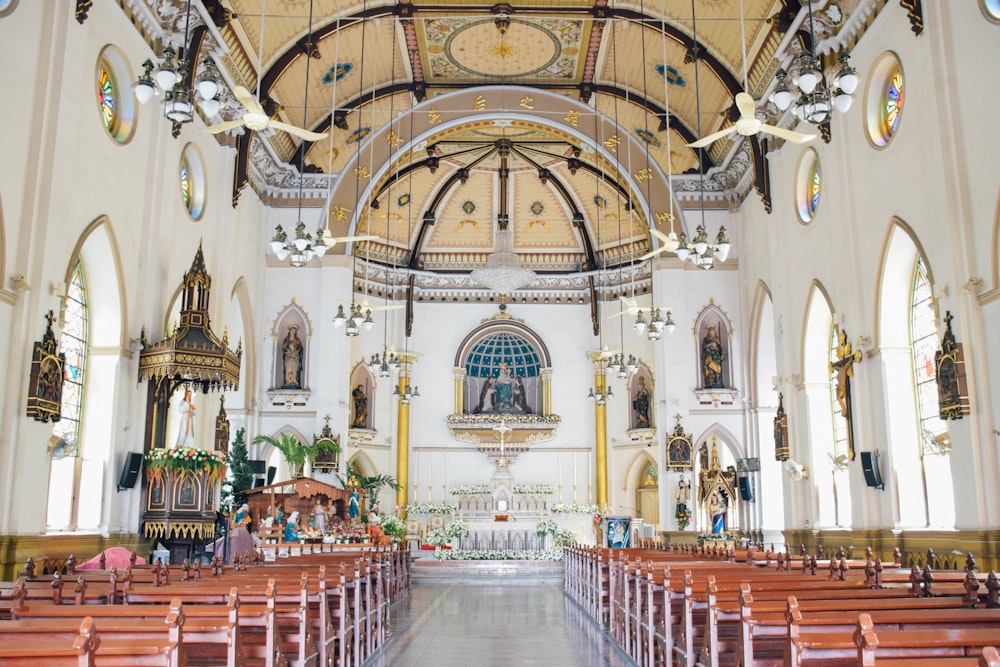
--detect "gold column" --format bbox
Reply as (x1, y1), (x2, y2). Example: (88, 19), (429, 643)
(587, 353), (609, 507)
(541, 369), (553, 415)
(395, 353), (420, 511)
(453, 368), (466, 414)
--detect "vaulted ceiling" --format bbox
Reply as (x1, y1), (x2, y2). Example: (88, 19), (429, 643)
(126, 0), (873, 277)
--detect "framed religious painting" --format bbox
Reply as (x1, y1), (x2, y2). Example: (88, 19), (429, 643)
(665, 414), (693, 470)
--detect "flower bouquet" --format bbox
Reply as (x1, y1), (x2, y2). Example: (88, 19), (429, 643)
(675, 506), (693, 530)
(144, 446), (228, 485)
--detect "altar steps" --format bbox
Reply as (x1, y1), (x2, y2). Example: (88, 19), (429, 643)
(411, 558), (564, 583)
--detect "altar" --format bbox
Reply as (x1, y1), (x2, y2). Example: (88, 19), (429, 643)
(457, 520), (544, 551)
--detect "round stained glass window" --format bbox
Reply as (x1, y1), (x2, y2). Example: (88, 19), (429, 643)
(864, 53), (904, 148)
(465, 331), (541, 378)
(982, 0), (1000, 22)
(794, 148), (821, 224)
(179, 144), (206, 220)
(95, 46), (136, 144)
(0, 0), (16, 16)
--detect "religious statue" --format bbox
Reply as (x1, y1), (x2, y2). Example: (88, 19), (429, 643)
(829, 328), (862, 460)
(283, 511), (300, 542)
(513, 376), (531, 414)
(675, 476), (690, 511)
(281, 326), (303, 389)
(348, 488), (361, 521)
(27, 310), (66, 424)
(709, 491), (727, 534)
(493, 364), (514, 412)
(351, 384), (368, 428)
(632, 376), (651, 428)
(701, 325), (726, 389)
(368, 506), (383, 540)
(313, 500), (327, 533)
(474, 376), (494, 413)
(175, 389), (196, 447)
(234, 503), (251, 529)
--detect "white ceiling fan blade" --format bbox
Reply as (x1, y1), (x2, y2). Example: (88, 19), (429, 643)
(329, 234), (380, 244)
(203, 119), (247, 134)
(618, 295), (639, 309)
(760, 124), (817, 144)
(638, 247), (668, 261)
(686, 127), (736, 148)
(269, 120), (329, 142)
(607, 311), (631, 320)
(232, 86), (263, 115)
(650, 228), (674, 244)
(735, 91), (757, 121)
(368, 304), (404, 312)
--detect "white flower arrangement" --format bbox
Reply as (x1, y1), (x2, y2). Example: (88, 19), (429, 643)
(550, 503), (600, 514)
(512, 484), (556, 495)
(424, 518), (470, 546)
(449, 484), (491, 496)
(404, 503), (456, 514)
(433, 549), (565, 561)
(443, 518), (469, 539)
(536, 518), (559, 536)
(535, 519), (577, 547)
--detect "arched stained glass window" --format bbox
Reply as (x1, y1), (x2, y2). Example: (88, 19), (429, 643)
(465, 331), (540, 377)
(180, 154), (192, 209)
(910, 257), (948, 452)
(982, 0), (1000, 22)
(53, 261), (88, 442)
(0, 0), (17, 17)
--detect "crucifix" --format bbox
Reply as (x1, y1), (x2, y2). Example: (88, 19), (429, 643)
(829, 327), (862, 460)
(493, 420), (511, 470)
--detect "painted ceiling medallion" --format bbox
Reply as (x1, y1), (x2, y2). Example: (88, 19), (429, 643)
(322, 62), (353, 85)
(530, 201), (544, 215)
(398, 193), (411, 207)
(346, 127), (372, 145)
(423, 17), (583, 80)
(634, 128), (661, 147)
(462, 200), (477, 215)
(655, 63), (686, 87)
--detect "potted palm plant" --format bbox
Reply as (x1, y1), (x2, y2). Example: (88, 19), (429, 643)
(252, 433), (340, 479)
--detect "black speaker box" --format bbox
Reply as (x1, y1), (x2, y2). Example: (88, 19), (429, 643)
(253, 477), (266, 488)
(860, 451), (884, 490)
(118, 452), (143, 491)
(738, 476), (753, 502)
(248, 460), (267, 475)
(267, 466), (277, 485)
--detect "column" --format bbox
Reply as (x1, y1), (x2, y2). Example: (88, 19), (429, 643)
(395, 353), (419, 510)
(587, 353), (609, 507)
(453, 368), (466, 414)
(541, 368), (553, 415)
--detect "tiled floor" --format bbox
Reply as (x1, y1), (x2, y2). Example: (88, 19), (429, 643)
(365, 580), (635, 666)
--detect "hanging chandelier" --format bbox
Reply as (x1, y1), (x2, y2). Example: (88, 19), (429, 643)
(673, 224), (732, 270)
(769, 3), (858, 125)
(471, 227), (537, 295)
(368, 347), (400, 378)
(393, 383), (420, 404)
(332, 303), (374, 336)
(269, 223), (329, 267)
(634, 308), (676, 340)
(133, 0), (221, 124)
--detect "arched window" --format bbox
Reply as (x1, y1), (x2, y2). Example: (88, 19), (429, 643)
(827, 326), (852, 527)
(47, 261), (89, 529)
(910, 256), (954, 526)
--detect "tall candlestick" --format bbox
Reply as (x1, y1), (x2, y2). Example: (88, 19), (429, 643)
(573, 484), (577, 503)
(442, 484), (446, 504)
(428, 485), (432, 504)
(412, 485), (417, 504)
(573, 452), (578, 486)
(558, 452), (562, 486)
(558, 485), (563, 505)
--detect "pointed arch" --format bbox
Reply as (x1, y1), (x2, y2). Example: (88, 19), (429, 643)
(748, 280), (785, 530)
(349, 361), (376, 430)
(272, 301), (313, 391)
(693, 423), (745, 463)
(693, 300), (735, 390)
(876, 218), (954, 528)
(622, 451), (659, 527)
(47, 216), (127, 533)
(257, 426), (310, 483)
(230, 277), (256, 413)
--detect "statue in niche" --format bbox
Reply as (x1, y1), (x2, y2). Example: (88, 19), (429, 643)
(175, 389), (196, 447)
(632, 376), (651, 428)
(493, 364), (514, 412)
(281, 325), (303, 389)
(351, 384), (368, 428)
(474, 376), (494, 413)
(701, 325), (726, 388)
(773, 393), (789, 461)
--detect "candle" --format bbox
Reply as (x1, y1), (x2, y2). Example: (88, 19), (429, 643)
(573, 485), (577, 503)
(412, 484), (417, 503)
(442, 484), (446, 504)
(428, 485), (432, 504)
(558, 452), (562, 486)
(573, 452), (578, 486)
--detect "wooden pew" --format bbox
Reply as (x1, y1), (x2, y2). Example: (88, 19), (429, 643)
(855, 612), (1000, 666)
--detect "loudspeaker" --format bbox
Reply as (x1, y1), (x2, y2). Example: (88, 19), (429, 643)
(267, 466), (277, 485)
(118, 452), (143, 491)
(860, 451), (884, 490)
(253, 477), (266, 489)
(248, 460), (266, 475)
(738, 476), (753, 502)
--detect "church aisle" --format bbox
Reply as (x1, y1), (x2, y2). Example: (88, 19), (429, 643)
(366, 580), (635, 666)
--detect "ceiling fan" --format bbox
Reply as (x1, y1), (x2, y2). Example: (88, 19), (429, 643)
(686, 0), (816, 149)
(204, 86), (329, 141)
(337, 297), (404, 314)
(638, 229), (680, 261)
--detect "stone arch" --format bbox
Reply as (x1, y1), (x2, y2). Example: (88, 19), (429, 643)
(66, 215), (126, 350)
(875, 217), (936, 350)
(623, 451), (659, 528)
(628, 361), (654, 430)
(257, 426), (310, 483)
